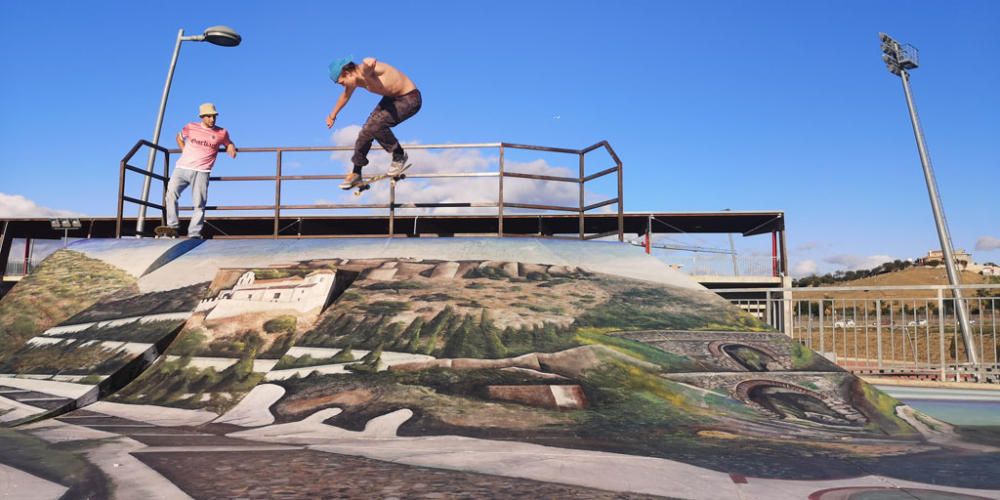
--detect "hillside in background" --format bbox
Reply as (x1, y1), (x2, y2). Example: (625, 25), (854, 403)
(796, 267), (997, 300)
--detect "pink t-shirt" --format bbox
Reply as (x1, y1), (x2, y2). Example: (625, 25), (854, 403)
(176, 123), (232, 171)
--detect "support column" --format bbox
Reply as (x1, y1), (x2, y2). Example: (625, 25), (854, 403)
(0, 221), (13, 279)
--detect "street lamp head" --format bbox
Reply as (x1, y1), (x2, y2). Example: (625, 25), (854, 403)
(202, 25), (241, 47)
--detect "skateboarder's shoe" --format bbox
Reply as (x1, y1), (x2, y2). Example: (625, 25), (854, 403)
(188, 234), (204, 240)
(339, 172), (364, 190)
(387, 153), (409, 177)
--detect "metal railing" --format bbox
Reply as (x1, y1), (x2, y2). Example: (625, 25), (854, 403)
(116, 140), (171, 238)
(721, 284), (1000, 383)
(659, 253), (777, 277)
(116, 140), (624, 239)
(3, 261), (35, 277)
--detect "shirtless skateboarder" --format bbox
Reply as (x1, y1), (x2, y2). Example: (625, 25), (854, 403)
(326, 57), (422, 189)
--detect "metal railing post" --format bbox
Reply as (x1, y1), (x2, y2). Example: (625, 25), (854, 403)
(116, 158), (127, 238)
(578, 152), (585, 239)
(274, 150), (282, 239)
(161, 150), (170, 228)
(389, 175), (396, 237)
(610, 143), (624, 241)
(498, 144), (505, 237)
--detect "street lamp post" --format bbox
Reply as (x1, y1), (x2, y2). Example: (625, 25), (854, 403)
(135, 25), (241, 235)
(879, 32), (979, 370)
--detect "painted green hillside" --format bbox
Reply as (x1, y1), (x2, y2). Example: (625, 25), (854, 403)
(0, 250), (137, 363)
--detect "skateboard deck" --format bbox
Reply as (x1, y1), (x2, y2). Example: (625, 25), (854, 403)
(154, 226), (178, 238)
(351, 163), (412, 196)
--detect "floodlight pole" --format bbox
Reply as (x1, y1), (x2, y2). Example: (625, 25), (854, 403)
(136, 29), (187, 236)
(880, 33), (978, 369)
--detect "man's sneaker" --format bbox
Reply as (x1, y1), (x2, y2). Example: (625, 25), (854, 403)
(388, 153), (409, 177)
(188, 234), (204, 240)
(339, 172), (364, 190)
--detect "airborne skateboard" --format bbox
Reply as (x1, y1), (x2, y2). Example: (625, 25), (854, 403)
(351, 163), (412, 197)
(154, 225), (178, 238)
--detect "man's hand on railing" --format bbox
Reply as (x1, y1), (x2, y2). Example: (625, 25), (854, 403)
(226, 143), (237, 159)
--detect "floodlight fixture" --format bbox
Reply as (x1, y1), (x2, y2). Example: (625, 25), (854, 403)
(879, 32), (919, 77)
(49, 218), (81, 230)
(136, 25), (242, 235)
(50, 218), (82, 247)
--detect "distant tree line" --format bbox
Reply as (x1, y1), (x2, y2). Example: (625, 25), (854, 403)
(794, 259), (915, 287)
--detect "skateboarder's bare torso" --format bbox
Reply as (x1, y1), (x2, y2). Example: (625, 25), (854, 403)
(349, 59), (416, 97)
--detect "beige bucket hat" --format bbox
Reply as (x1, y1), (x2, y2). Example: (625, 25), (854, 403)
(198, 103), (219, 116)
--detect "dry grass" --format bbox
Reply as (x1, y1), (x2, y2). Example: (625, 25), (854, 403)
(795, 267), (990, 300)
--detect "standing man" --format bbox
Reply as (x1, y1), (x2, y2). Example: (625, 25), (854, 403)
(164, 103), (237, 238)
(326, 57), (422, 189)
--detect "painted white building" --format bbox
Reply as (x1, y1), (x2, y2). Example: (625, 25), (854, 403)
(199, 269), (335, 321)
(222, 270), (332, 303)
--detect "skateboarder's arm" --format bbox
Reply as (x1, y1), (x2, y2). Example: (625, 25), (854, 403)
(175, 132), (185, 151)
(326, 86), (355, 128)
(362, 57), (378, 75)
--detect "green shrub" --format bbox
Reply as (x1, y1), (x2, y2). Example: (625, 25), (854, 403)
(263, 315), (297, 334)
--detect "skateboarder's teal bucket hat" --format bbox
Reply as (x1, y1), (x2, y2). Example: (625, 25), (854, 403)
(329, 56), (353, 82)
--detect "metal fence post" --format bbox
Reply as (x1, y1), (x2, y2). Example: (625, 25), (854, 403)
(876, 299), (883, 371)
(937, 289), (946, 381)
(765, 290), (772, 329)
(819, 301), (825, 356)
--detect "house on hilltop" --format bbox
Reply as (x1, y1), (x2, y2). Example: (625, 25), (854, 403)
(916, 249), (973, 270)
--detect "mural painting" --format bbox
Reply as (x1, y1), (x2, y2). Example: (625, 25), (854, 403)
(109, 264), (339, 416)
(0, 239), (997, 499)
(0, 240), (204, 426)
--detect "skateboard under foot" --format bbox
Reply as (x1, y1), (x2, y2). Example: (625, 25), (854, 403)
(154, 226), (178, 238)
(350, 164), (412, 196)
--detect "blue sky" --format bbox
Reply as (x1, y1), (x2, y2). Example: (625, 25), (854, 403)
(1, 1), (997, 276)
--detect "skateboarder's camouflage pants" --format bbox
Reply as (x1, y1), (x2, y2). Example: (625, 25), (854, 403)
(352, 88), (422, 171)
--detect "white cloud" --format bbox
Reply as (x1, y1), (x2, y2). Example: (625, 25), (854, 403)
(795, 241), (819, 252)
(824, 254), (894, 271)
(0, 192), (81, 218)
(326, 125), (608, 217)
(792, 259), (818, 277)
(975, 236), (1000, 252)
(331, 125), (363, 148)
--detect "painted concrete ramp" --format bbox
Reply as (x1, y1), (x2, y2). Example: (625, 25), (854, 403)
(0, 237), (997, 499)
